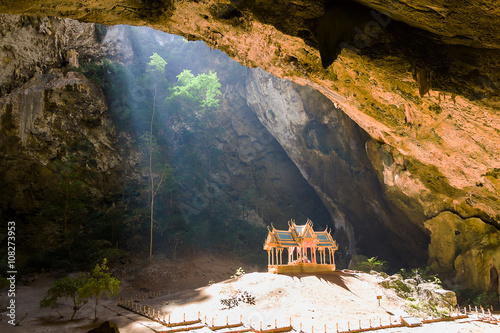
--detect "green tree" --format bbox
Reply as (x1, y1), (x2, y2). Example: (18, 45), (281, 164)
(79, 259), (120, 320)
(354, 256), (387, 272)
(140, 132), (176, 254)
(145, 53), (168, 258)
(170, 70), (221, 109)
(40, 275), (89, 320)
(167, 70), (221, 225)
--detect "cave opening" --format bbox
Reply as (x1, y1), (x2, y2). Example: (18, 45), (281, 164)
(0, 1), (499, 331)
(0, 14), (432, 274)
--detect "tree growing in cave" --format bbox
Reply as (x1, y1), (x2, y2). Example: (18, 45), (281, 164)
(166, 69), (222, 226)
(144, 52), (171, 258)
(39, 259), (119, 321)
(79, 259), (120, 320)
(40, 274), (89, 320)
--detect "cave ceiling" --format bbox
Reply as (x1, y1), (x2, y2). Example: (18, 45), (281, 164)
(1, 0), (499, 225)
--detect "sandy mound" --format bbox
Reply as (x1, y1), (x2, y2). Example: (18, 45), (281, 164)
(145, 271), (406, 330)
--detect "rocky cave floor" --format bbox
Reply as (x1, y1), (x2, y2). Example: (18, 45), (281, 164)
(0, 253), (499, 333)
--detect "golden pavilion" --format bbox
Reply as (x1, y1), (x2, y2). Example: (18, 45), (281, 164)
(263, 219), (338, 274)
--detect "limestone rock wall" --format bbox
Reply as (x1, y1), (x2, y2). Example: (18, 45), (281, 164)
(0, 14), (135, 95)
(0, 16), (332, 262)
(0, 69), (140, 217)
(171, 74), (332, 230)
(425, 212), (500, 296)
(246, 68), (429, 265)
(0, 15), (141, 220)
(0, 0), (498, 294)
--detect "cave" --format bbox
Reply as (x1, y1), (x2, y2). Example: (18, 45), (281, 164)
(0, 0), (499, 327)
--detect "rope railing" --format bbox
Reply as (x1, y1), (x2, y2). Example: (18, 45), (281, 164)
(117, 298), (498, 333)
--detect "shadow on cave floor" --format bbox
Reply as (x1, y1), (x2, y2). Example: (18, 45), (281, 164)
(283, 271), (359, 294)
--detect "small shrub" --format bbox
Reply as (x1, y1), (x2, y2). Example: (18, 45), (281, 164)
(40, 258), (120, 321)
(79, 259), (120, 320)
(352, 257), (387, 273)
(399, 267), (442, 285)
(219, 285), (255, 309)
(231, 267), (245, 279)
(40, 274), (89, 320)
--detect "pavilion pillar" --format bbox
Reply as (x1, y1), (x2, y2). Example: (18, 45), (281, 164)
(267, 250), (270, 266)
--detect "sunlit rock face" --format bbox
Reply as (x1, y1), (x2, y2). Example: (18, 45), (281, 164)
(246, 68), (428, 266)
(0, 0), (499, 294)
(0, 70), (140, 217)
(0, 18), (142, 264)
(0, 15), (133, 95)
(0, 16), (332, 262)
(425, 212), (500, 295)
(164, 60), (332, 230)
